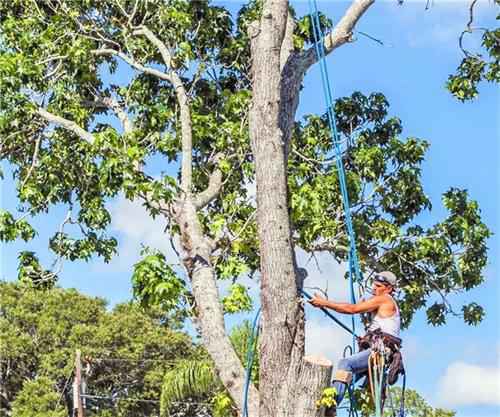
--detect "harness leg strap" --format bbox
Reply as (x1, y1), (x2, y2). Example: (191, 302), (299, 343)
(333, 369), (353, 385)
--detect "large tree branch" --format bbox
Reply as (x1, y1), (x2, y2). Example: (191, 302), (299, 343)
(38, 104), (171, 215)
(133, 26), (194, 195)
(193, 168), (223, 209)
(36, 108), (95, 144)
(91, 49), (172, 81)
(301, 0), (375, 71)
(177, 201), (260, 417)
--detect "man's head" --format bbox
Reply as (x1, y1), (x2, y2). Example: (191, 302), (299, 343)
(372, 271), (397, 296)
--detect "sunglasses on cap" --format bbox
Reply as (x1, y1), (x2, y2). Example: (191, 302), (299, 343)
(372, 274), (393, 287)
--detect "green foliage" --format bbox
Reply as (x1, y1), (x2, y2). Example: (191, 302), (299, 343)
(211, 392), (234, 417)
(0, 209), (36, 242)
(293, 12), (333, 50)
(447, 3), (499, 101)
(350, 386), (456, 417)
(10, 376), (66, 417)
(0, 1), (491, 332)
(316, 387), (337, 409)
(383, 387), (456, 417)
(222, 283), (253, 314)
(132, 248), (187, 317)
(462, 301), (485, 325)
(160, 359), (218, 417)
(229, 320), (259, 387)
(0, 281), (196, 417)
(160, 320), (259, 417)
(17, 251), (57, 289)
(289, 92), (490, 327)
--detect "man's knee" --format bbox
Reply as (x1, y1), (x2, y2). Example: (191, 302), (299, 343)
(337, 358), (351, 371)
(333, 369), (352, 385)
(334, 358), (353, 385)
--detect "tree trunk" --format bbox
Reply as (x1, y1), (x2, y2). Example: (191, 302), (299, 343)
(176, 200), (259, 417)
(250, 2), (333, 417)
(249, 1), (297, 416)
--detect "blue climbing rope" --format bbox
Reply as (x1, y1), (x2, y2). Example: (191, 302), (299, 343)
(302, 289), (358, 337)
(242, 307), (261, 417)
(307, 0), (363, 351)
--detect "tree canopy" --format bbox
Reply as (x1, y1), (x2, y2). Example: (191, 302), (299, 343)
(0, 0), (491, 330)
(0, 1), (496, 417)
(0, 281), (200, 417)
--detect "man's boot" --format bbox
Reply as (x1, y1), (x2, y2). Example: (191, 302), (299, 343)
(324, 406), (336, 417)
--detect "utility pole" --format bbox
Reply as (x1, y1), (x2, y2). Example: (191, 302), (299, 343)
(73, 350), (85, 417)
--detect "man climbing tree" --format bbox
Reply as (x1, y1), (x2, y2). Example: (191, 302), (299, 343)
(310, 271), (402, 413)
(0, 1), (493, 417)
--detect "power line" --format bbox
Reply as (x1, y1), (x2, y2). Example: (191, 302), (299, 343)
(55, 365), (74, 412)
(82, 394), (159, 404)
(91, 357), (183, 364)
(82, 394), (209, 407)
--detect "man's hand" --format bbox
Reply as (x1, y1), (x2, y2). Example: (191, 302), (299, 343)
(309, 293), (329, 308)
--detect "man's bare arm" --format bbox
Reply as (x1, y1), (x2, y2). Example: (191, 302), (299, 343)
(310, 294), (386, 315)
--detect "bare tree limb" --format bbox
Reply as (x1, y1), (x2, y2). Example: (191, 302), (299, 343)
(133, 26), (194, 195)
(194, 168), (223, 209)
(102, 97), (134, 134)
(20, 136), (41, 190)
(301, 0), (375, 71)
(309, 242), (349, 254)
(458, 0), (482, 56)
(92, 48), (172, 81)
(36, 108), (95, 144)
(83, 96), (134, 134)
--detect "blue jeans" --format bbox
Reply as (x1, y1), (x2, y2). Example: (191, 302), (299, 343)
(333, 349), (371, 404)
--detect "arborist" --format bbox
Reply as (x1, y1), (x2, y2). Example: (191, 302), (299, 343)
(309, 271), (404, 412)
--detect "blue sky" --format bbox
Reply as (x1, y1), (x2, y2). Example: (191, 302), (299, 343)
(1, 1), (498, 416)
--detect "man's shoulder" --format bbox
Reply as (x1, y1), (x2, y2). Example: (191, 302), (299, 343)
(372, 294), (397, 306)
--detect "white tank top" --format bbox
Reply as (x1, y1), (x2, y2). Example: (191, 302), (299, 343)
(367, 295), (401, 337)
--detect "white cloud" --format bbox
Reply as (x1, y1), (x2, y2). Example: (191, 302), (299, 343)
(305, 316), (352, 367)
(436, 360), (500, 407)
(93, 195), (178, 272)
(298, 249), (358, 368)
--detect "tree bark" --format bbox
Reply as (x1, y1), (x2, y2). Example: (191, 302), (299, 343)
(250, 2), (299, 417)
(250, 1), (374, 417)
(291, 356), (333, 417)
(176, 200), (259, 417)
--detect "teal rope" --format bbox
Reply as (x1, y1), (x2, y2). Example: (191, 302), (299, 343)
(307, 0), (363, 351)
(242, 307), (261, 417)
(302, 290), (358, 337)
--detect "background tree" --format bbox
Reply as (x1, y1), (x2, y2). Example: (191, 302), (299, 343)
(160, 321), (259, 417)
(0, 281), (200, 417)
(383, 387), (455, 417)
(0, 1), (492, 417)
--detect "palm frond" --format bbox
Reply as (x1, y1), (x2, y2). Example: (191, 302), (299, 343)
(160, 359), (217, 417)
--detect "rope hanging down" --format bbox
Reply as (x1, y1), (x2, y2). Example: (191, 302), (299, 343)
(241, 3), (373, 416)
(307, 0), (363, 349)
(242, 307), (261, 417)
